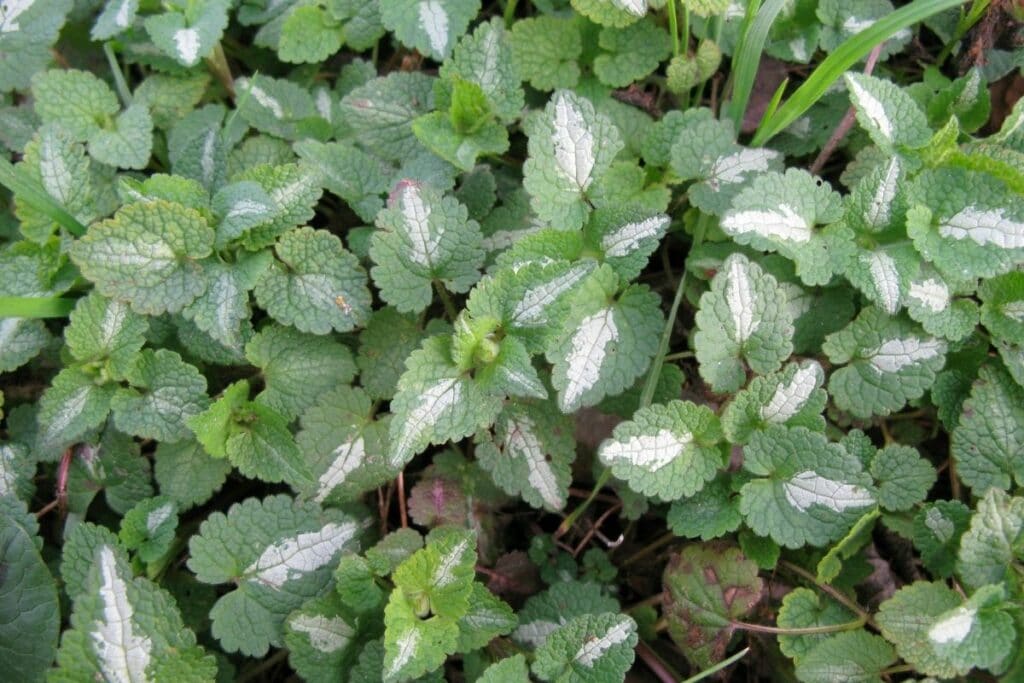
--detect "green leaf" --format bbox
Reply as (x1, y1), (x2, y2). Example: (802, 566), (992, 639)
(980, 271), (1024, 343)
(721, 360), (827, 444)
(795, 630), (896, 683)
(296, 385), (394, 505)
(0, 317), (50, 373)
(0, 498), (59, 683)
(144, 0), (229, 67)
(379, 0), (481, 61)
(583, 207), (670, 281)
(255, 227), (372, 334)
(740, 426), (876, 548)
(357, 307), (433, 401)
(532, 612), (638, 683)
(877, 581), (1016, 677)
(844, 72), (931, 151)
(572, 0), (647, 28)
(65, 427), (153, 515)
(366, 528), (425, 577)
(456, 581), (517, 651)
(233, 75), (318, 140)
(335, 554), (386, 614)
(906, 168), (1024, 281)
(666, 475), (742, 540)
(339, 72), (436, 163)
(510, 16), (582, 92)
(294, 140), (390, 222)
(513, 580), (620, 649)
(111, 349), (209, 443)
(279, 5), (343, 64)
(36, 367), (114, 451)
(92, 0), (139, 41)
(662, 543), (763, 669)
(823, 307), (946, 418)
(30, 69), (118, 141)
(523, 90), (624, 231)
(246, 324), (357, 420)
(912, 500), (971, 578)
(548, 266), (662, 412)
(599, 399), (725, 501)
(0, 442), (36, 502)
(957, 488), (1024, 591)
(65, 292), (148, 376)
(185, 379), (249, 460)
(119, 495), (179, 565)
(153, 438), (232, 511)
(594, 18), (672, 88)
(870, 444), (936, 512)
(52, 538), (214, 682)
(370, 181), (484, 313)
(0, 1), (72, 93)
(71, 200), (215, 316)
(413, 107), (508, 172)
(475, 400), (575, 512)
(284, 593), (360, 682)
(88, 103), (153, 171)
(187, 494), (367, 656)
(951, 363), (1024, 492)
(719, 169), (845, 286)
(777, 588), (855, 664)
(233, 162), (323, 249)
(694, 253), (795, 394)
(478, 654), (529, 682)
(388, 336), (503, 468)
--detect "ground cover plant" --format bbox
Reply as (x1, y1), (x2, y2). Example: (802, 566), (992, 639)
(1, 0), (1024, 681)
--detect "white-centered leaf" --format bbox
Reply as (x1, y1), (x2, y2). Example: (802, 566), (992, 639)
(0, 0), (34, 33)
(246, 521), (361, 589)
(708, 148), (778, 186)
(503, 418), (563, 510)
(392, 377), (462, 465)
(846, 75), (893, 142)
(551, 91), (597, 191)
(418, 0), (450, 56)
(725, 256), (758, 343)
(760, 362), (824, 424)
(238, 78), (284, 119)
(575, 618), (635, 667)
(601, 428), (692, 473)
(289, 614), (355, 654)
(611, 0), (646, 17)
(867, 337), (945, 374)
(601, 215), (669, 257)
(938, 207), (1024, 249)
(561, 307), (618, 411)
(91, 545), (152, 683)
(313, 437), (366, 504)
(865, 250), (902, 314)
(397, 183), (440, 267)
(866, 158), (901, 228)
(511, 264), (592, 328)
(173, 27), (201, 65)
(720, 204), (812, 243)
(928, 607), (976, 646)
(908, 278), (950, 313)
(782, 471), (875, 513)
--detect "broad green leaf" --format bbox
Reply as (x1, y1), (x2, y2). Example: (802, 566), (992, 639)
(388, 336), (503, 468)
(118, 495), (179, 565)
(365, 528), (425, 577)
(88, 103), (153, 170)
(278, 5), (343, 64)
(0, 317), (50, 373)
(153, 437), (232, 511)
(255, 227), (372, 334)
(357, 307), (434, 401)
(187, 494), (367, 656)
(233, 75), (318, 140)
(666, 476), (742, 540)
(823, 307), (946, 418)
(912, 500), (971, 578)
(906, 168), (1024, 281)
(594, 18), (672, 88)
(379, 0), (481, 61)
(599, 400), (725, 501)
(294, 140), (390, 222)
(455, 581), (516, 651)
(51, 539), (214, 682)
(64, 292), (147, 377)
(956, 488), (1024, 591)
(795, 630), (896, 683)
(740, 426), (876, 548)
(0, 1), (72, 93)
(0, 442), (35, 501)
(547, 266), (662, 412)
(246, 324), (357, 420)
(844, 72), (930, 151)
(694, 253), (795, 393)
(523, 90), (623, 230)
(475, 401), (575, 512)
(572, 0), (647, 28)
(92, 0), (139, 40)
(877, 581), (1016, 678)
(296, 386), (394, 505)
(0, 499), (59, 683)
(532, 612), (638, 683)
(510, 16), (582, 91)
(370, 181), (484, 313)
(663, 543), (763, 669)
(339, 72), (436, 162)
(513, 581), (620, 649)
(284, 593), (360, 682)
(721, 360), (827, 444)
(870, 444), (935, 512)
(951, 363), (1024, 492)
(233, 162), (323, 249)
(30, 69), (118, 141)
(479, 655), (529, 682)
(64, 427), (153, 515)
(111, 349), (209, 443)
(583, 207), (670, 281)
(719, 169), (845, 286)
(71, 200), (215, 316)
(777, 588), (854, 664)
(979, 271), (1024, 343)
(181, 254), (267, 354)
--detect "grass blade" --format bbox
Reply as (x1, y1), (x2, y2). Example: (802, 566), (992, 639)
(0, 296), (77, 319)
(0, 157), (87, 237)
(722, 0), (786, 133)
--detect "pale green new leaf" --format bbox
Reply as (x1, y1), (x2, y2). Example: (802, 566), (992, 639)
(246, 324), (357, 420)
(379, 0), (481, 61)
(440, 18), (523, 123)
(475, 401), (575, 512)
(111, 349), (209, 443)
(255, 227), (372, 334)
(599, 400), (725, 501)
(740, 426), (877, 548)
(721, 360), (827, 444)
(693, 253), (795, 394)
(532, 612), (638, 683)
(370, 181), (484, 313)
(823, 307), (946, 418)
(187, 494), (367, 657)
(547, 266), (662, 412)
(71, 200), (214, 316)
(523, 90), (623, 230)
(950, 363), (1024, 492)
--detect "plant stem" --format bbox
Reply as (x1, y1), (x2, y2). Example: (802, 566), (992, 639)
(636, 641), (681, 683)
(731, 617), (865, 635)
(397, 471), (409, 528)
(937, 0), (990, 64)
(781, 560), (879, 630)
(0, 296), (77, 319)
(503, 0), (520, 28)
(206, 42), (235, 97)
(103, 43), (132, 107)
(663, 350), (694, 362)
(667, 0), (681, 57)
(680, 647), (750, 683)
(434, 281), (459, 320)
(556, 470), (611, 538)
(620, 531), (676, 567)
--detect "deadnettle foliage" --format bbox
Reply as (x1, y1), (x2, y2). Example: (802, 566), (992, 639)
(2, 0), (1024, 681)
